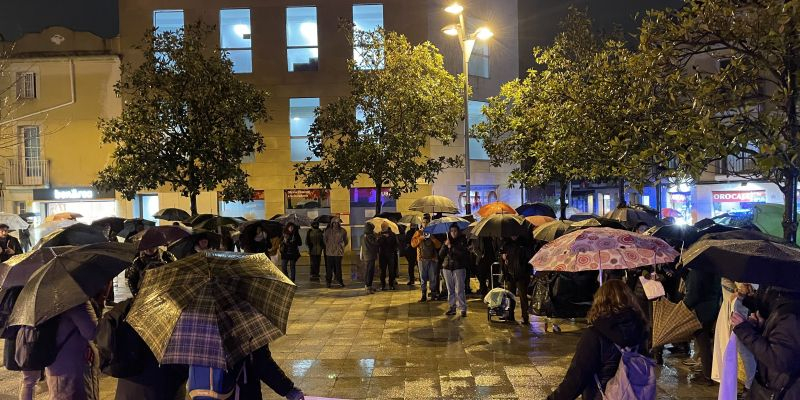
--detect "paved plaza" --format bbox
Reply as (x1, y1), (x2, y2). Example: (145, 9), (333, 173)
(0, 261), (720, 399)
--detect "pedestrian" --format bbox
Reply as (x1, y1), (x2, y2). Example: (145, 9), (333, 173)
(305, 222), (324, 281)
(440, 223), (470, 317)
(547, 279), (649, 400)
(472, 236), (495, 298)
(0, 224), (22, 263)
(712, 279), (757, 391)
(279, 222), (302, 282)
(125, 232), (177, 296)
(411, 223), (441, 303)
(500, 235), (531, 325)
(191, 233), (211, 254)
(232, 345), (305, 400)
(250, 226), (269, 254)
(732, 286), (800, 399)
(402, 224), (419, 285)
(377, 222), (399, 290)
(323, 217), (348, 288)
(45, 302), (99, 400)
(360, 222), (379, 294)
(683, 268), (722, 386)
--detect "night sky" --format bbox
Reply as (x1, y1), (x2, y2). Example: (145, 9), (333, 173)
(0, 0), (118, 41)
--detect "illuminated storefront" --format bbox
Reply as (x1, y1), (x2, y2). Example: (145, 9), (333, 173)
(32, 187), (116, 224)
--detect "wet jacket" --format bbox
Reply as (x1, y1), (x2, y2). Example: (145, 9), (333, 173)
(377, 230), (398, 258)
(548, 308), (648, 400)
(305, 228), (324, 256)
(323, 224), (348, 257)
(683, 269), (722, 326)
(125, 250), (177, 296)
(439, 235), (471, 271)
(734, 294), (800, 400)
(236, 346), (296, 400)
(360, 225), (379, 262)
(280, 230), (302, 261)
(411, 231), (441, 261)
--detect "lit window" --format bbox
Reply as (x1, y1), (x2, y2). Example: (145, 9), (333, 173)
(153, 10), (184, 34)
(286, 7), (318, 72)
(220, 9), (252, 74)
(353, 4), (384, 69)
(15, 72), (36, 100)
(467, 17), (489, 78)
(290, 98), (320, 161)
(468, 100), (489, 160)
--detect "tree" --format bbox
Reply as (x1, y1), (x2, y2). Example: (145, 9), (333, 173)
(294, 25), (463, 214)
(94, 22), (269, 215)
(640, 0), (800, 241)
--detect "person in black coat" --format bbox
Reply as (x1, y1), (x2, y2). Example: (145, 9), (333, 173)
(683, 268), (722, 384)
(500, 236), (531, 324)
(236, 345), (305, 400)
(0, 224), (22, 263)
(548, 279), (649, 400)
(280, 222), (302, 282)
(402, 224), (419, 285)
(377, 223), (399, 290)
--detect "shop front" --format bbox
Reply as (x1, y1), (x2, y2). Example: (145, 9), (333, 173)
(32, 187), (116, 224)
(457, 185), (499, 214)
(349, 188), (395, 250)
(219, 190), (266, 220)
(284, 189), (331, 220)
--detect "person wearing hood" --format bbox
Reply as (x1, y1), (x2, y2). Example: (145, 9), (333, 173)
(547, 279), (649, 400)
(440, 223), (470, 317)
(279, 222), (302, 282)
(500, 235), (531, 325)
(360, 222), (380, 294)
(125, 230), (177, 296)
(377, 222), (399, 290)
(323, 217), (348, 288)
(732, 287), (800, 400)
(305, 222), (324, 280)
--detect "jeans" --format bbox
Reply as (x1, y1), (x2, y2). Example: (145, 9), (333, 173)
(443, 268), (467, 312)
(379, 253), (397, 288)
(326, 256), (343, 285)
(419, 259), (437, 297)
(19, 370), (40, 400)
(281, 258), (297, 281)
(309, 255), (321, 277)
(364, 259), (376, 288)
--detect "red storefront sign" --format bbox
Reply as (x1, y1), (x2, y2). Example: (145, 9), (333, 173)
(711, 190), (766, 203)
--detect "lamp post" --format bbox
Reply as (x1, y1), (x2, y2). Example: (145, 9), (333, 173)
(442, 3), (492, 215)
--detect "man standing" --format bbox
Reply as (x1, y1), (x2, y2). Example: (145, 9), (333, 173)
(501, 235), (531, 325)
(411, 222), (441, 302)
(323, 217), (348, 288)
(360, 222), (380, 294)
(306, 222), (324, 281)
(377, 222), (398, 291)
(402, 223), (419, 286)
(0, 224), (22, 263)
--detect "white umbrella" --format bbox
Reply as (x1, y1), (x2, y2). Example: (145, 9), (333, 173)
(408, 195), (459, 214)
(0, 213), (29, 230)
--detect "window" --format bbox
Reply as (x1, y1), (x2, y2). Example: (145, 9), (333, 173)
(352, 4), (384, 69)
(220, 9), (253, 74)
(286, 7), (318, 72)
(220, 190), (264, 220)
(290, 98), (320, 161)
(468, 100), (489, 160)
(20, 126), (42, 177)
(15, 72), (36, 99)
(153, 10), (184, 34)
(467, 18), (489, 78)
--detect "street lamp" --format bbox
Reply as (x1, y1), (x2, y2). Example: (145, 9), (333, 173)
(441, 3), (493, 215)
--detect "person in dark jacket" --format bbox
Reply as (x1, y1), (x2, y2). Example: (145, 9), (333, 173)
(440, 223), (470, 317)
(732, 287), (800, 400)
(402, 224), (419, 285)
(305, 222), (324, 280)
(235, 345), (304, 400)
(125, 231), (177, 296)
(548, 279), (649, 400)
(280, 223), (302, 281)
(683, 268), (722, 385)
(377, 223), (399, 290)
(0, 224), (22, 263)
(360, 222), (380, 294)
(472, 236), (496, 298)
(501, 236), (531, 324)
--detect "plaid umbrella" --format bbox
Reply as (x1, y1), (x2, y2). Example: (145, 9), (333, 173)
(530, 227), (679, 273)
(126, 252), (296, 369)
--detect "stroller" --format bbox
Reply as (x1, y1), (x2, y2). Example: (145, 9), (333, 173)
(484, 262), (517, 322)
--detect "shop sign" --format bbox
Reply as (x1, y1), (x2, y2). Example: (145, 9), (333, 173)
(33, 187), (115, 201)
(711, 190), (766, 203)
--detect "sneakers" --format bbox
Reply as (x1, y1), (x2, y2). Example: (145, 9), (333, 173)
(445, 309), (457, 316)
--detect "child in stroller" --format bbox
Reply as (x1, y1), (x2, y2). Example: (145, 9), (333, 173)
(484, 288), (517, 322)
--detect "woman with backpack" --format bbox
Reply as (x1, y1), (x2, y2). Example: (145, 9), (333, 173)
(279, 222), (302, 282)
(547, 279), (652, 400)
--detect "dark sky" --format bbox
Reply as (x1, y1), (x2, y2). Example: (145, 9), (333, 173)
(518, 0), (683, 73)
(0, 0), (119, 41)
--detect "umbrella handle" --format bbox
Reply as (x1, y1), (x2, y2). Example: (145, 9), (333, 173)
(598, 250), (603, 285)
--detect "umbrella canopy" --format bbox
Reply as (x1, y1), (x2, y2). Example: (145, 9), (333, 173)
(168, 232), (224, 259)
(694, 229), (785, 243)
(18, 212), (39, 221)
(530, 227), (679, 273)
(8, 242), (137, 326)
(32, 223), (108, 251)
(34, 220), (79, 239)
(532, 220), (574, 242)
(752, 203), (798, 243)
(661, 208), (683, 219)
(0, 246), (72, 290)
(568, 213), (600, 222)
(271, 214), (312, 227)
(525, 215), (556, 227)
(629, 203), (660, 216)
(90, 217), (125, 234)
(398, 215), (423, 226)
(126, 252), (296, 369)
(0, 213), (29, 231)
(312, 215), (334, 225)
(644, 224), (700, 249)
(515, 203), (557, 218)
(183, 214), (215, 227)
(604, 207), (664, 230)
(45, 212), (82, 222)
(422, 216), (470, 235)
(366, 218), (399, 234)
(193, 216), (243, 231)
(651, 298), (702, 348)
(238, 220), (283, 252)
(117, 218), (157, 239)
(472, 214), (530, 238)
(477, 202), (517, 218)
(567, 217), (628, 232)
(682, 236), (800, 289)
(376, 212), (402, 222)
(130, 225), (190, 246)
(153, 208), (191, 222)
(408, 195), (459, 214)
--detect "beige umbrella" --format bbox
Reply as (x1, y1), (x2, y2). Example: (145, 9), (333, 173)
(651, 298), (702, 348)
(408, 195), (459, 214)
(366, 217), (399, 234)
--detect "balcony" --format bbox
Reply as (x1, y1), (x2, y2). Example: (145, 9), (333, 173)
(4, 159), (50, 188)
(715, 155), (757, 176)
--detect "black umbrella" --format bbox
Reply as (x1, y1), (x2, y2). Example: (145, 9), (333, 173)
(193, 216), (242, 231)
(376, 212), (402, 222)
(238, 220), (282, 252)
(313, 215), (334, 225)
(90, 217), (125, 234)
(568, 213), (599, 222)
(18, 212), (39, 220)
(32, 223), (108, 251)
(566, 217), (627, 233)
(694, 229), (785, 243)
(272, 214), (312, 227)
(532, 220), (574, 242)
(0, 246), (73, 290)
(182, 214), (215, 227)
(472, 214), (531, 238)
(682, 238), (800, 289)
(644, 224), (700, 249)
(8, 242), (137, 326)
(515, 203), (557, 218)
(129, 225), (190, 245)
(605, 207), (664, 230)
(117, 218), (156, 239)
(629, 203), (660, 216)
(167, 232), (223, 259)
(153, 208), (191, 222)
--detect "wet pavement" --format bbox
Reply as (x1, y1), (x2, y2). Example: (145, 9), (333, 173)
(0, 260), (721, 399)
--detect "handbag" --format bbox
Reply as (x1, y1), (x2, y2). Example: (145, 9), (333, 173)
(639, 276), (666, 300)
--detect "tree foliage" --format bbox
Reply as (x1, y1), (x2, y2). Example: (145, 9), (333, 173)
(94, 22), (269, 215)
(294, 24), (463, 213)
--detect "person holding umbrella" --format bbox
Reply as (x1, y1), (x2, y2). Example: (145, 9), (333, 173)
(402, 223), (419, 286)
(412, 218), (442, 302)
(322, 217), (348, 288)
(0, 224), (22, 263)
(360, 222), (380, 294)
(305, 222), (324, 281)
(440, 223), (470, 317)
(377, 222), (399, 291)
(279, 222), (302, 282)
(125, 230), (177, 296)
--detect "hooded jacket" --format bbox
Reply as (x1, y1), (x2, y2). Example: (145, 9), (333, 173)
(360, 223), (380, 262)
(548, 308), (648, 400)
(305, 226), (324, 256)
(323, 220), (348, 257)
